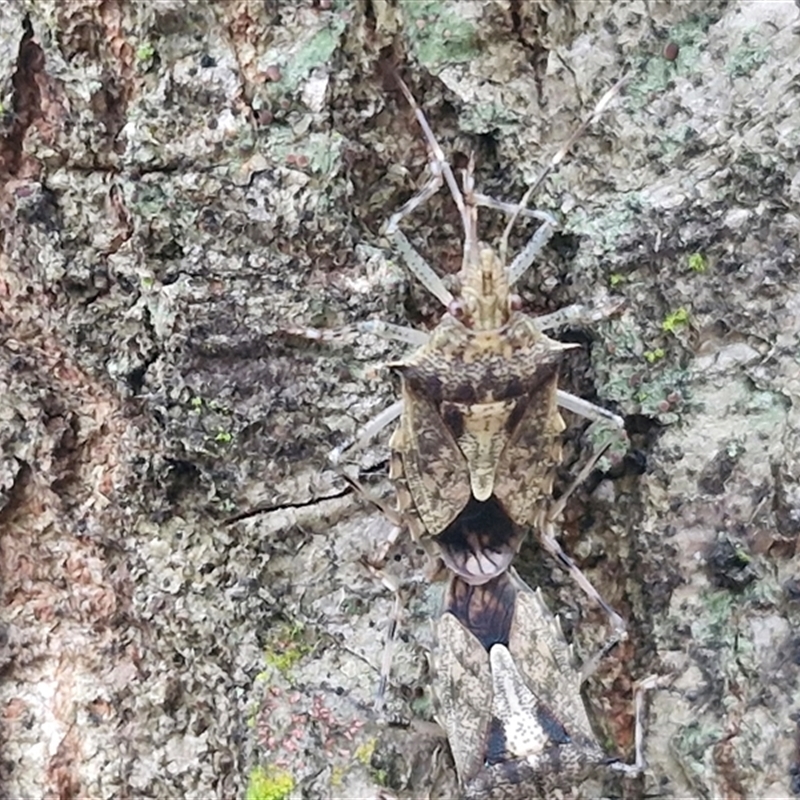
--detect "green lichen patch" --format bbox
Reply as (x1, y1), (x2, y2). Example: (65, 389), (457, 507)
(727, 33), (769, 79)
(661, 307), (689, 334)
(265, 15), (347, 96)
(594, 315), (690, 422)
(262, 128), (346, 179)
(354, 738), (376, 765)
(687, 252), (708, 273)
(283, 21), (346, 91)
(566, 198), (639, 256)
(174, 391), (238, 455)
(400, 0), (479, 68)
(626, 12), (720, 104)
(135, 41), (156, 68)
(671, 719), (725, 774)
(682, 581), (764, 684)
(263, 620), (313, 677)
(458, 100), (523, 135)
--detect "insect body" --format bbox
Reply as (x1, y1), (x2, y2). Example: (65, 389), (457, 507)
(435, 565), (606, 798)
(434, 560), (644, 799)
(388, 251), (575, 584)
(381, 72), (629, 610)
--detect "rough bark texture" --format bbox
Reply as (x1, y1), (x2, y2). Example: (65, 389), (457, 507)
(1, 1), (799, 798)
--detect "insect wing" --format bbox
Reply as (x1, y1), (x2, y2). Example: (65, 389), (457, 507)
(391, 381), (471, 536)
(434, 611), (493, 786)
(506, 572), (605, 773)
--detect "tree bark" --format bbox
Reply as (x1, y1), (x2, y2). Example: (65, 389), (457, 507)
(1, 1), (799, 798)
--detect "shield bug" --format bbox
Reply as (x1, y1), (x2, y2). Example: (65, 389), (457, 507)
(434, 565), (653, 798)
(346, 70), (633, 636)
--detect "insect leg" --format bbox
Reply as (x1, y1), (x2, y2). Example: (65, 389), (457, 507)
(532, 296), (625, 332)
(606, 674), (664, 776)
(384, 167), (455, 307)
(389, 71), (471, 247)
(358, 319), (430, 347)
(389, 228), (454, 308)
(328, 400), (403, 466)
(277, 322), (362, 343)
(470, 192), (556, 225)
(385, 160), (444, 236)
(504, 217), (559, 286)
(537, 512), (627, 638)
(359, 557), (406, 711)
(341, 468), (418, 578)
(556, 390), (625, 429)
(538, 420), (629, 636)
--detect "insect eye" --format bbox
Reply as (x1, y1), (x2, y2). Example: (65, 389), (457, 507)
(448, 299), (466, 319)
(509, 294), (523, 311)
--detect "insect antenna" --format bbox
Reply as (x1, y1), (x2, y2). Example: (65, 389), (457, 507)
(501, 73), (632, 281)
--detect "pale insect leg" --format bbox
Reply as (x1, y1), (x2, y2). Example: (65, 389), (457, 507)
(380, 94), (456, 308)
(470, 189), (558, 279)
(499, 74), (632, 274)
(279, 322), (363, 343)
(389, 72), (473, 260)
(471, 192), (556, 226)
(389, 72), (467, 223)
(339, 472), (412, 712)
(540, 434), (628, 638)
(537, 512), (627, 639)
(385, 160), (443, 235)
(359, 552), (444, 712)
(577, 626), (627, 684)
(330, 403), (409, 564)
(358, 319), (430, 347)
(388, 70), (480, 277)
(386, 180), (454, 306)
(459, 153), (480, 272)
(332, 404), (424, 712)
(328, 399), (408, 558)
(606, 674), (665, 775)
(631, 675), (667, 771)
(342, 472), (407, 568)
(531, 295), (625, 332)
(360, 557), (406, 712)
(389, 229), (453, 308)
(548, 436), (618, 520)
(329, 400), (403, 466)
(556, 390), (624, 429)
(506, 218), (559, 287)
(337, 468), (405, 529)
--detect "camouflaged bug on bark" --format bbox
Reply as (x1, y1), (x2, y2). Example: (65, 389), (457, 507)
(419, 487), (661, 798)
(388, 265), (575, 584)
(434, 566), (625, 799)
(381, 72), (630, 588)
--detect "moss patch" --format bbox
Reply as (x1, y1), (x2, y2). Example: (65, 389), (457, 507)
(246, 767), (295, 800)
